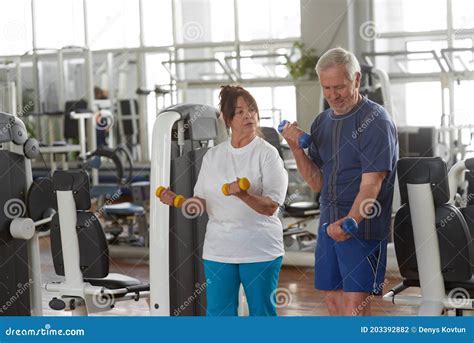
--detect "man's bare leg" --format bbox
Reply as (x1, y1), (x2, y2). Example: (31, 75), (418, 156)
(343, 292), (372, 316)
(324, 290), (345, 315)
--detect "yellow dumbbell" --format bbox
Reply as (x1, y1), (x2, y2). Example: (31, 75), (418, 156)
(221, 178), (251, 196)
(155, 186), (186, 208)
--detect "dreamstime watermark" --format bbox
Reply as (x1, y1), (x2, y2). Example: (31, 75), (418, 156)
(17, 100), (34, 118)
(182, 21), (204, 42)
(3, 198), (26, 219)
(84, 189), (122, 227)
(173, 279), (211, 316)
(1, 100), (34, 136)
(91, 288), (115, 309)
(359, 198), (382, 219)
(173, 105), (210, 139)
(270, 287), (293, 309)
(447, 287), (470, 308)
(438, 191), (473, 227)
(95, 111), (115, 131)
(181, 198), (205, 219)
(284, 190), (301, 206)
(5, 323), (84, 337)
(351, 279), (387, 316)
(279, 190), (301, 216)
(439, 210), (457, 228)
(460, 192), (474, 208)
(359, 21), (380, 42)
(1, 19), (26, 43)
(351, 107), (383, 139)
(0, 279), (33, 314)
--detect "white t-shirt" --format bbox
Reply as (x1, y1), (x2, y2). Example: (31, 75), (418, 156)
(193, 136), (288, 263)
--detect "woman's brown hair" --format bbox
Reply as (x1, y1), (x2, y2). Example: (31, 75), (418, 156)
(218, 85), (260, 128)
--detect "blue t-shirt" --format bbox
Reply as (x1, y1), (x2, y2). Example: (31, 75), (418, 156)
(309, 97), (398, 241)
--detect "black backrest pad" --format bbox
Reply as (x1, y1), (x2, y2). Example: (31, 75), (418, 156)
(397, 157), (449, 206)
(53, 170), (91, 210)
(64, 100), (88, 140)
(169, 148), (208, 316)
(50, 211), (109, 278)
(394, 204), (472, 282)
(27, 177), (57, 219)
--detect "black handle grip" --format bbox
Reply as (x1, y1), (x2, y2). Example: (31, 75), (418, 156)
(126, 284), (150, 293)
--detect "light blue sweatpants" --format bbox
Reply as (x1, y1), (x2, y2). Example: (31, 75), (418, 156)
(203, 256), (283, 316)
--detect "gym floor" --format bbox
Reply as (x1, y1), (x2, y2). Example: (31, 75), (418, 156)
(39, 237), (417, 316)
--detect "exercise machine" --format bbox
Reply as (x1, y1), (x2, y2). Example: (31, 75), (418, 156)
(385, 157), (474, 315)
(0, 111), (150, 316)
(0, 111), (41, 315)
(149, 103), (227, 315)
(44, 169), (150, 315)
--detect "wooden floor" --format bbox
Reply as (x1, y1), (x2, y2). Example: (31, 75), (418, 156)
(39, 237), (417, 316)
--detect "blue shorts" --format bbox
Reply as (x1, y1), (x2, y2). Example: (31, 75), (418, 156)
(314, 225), (387, 295)
(203, 257), (282, 316)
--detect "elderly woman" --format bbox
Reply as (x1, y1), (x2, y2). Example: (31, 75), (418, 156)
(158, 85), (288, 316)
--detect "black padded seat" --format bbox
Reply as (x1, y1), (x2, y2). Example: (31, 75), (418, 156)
(284, 201), (320, 218)
(84, 273), (147, 290)
(50, 211), (109, 278)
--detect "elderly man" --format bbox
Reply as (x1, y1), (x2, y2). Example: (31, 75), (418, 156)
(282, 47), (398, 316)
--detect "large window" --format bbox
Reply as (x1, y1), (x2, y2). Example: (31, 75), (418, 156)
(142, 0), (174, 46)
(374, 0), (447, 33)
(0, 0), (301, 54)
(174, 0), (235, 44)
(238, 0), (300, 41)
(0, 0), (33, 55)
(211, 86), (296, 129)
(373, 0), (474, 127)
(454, 80), (474, 126)
(405, 82), (442, 126)
(87, 0), (140, 50)
(0, 0), (302, 159)
(35, 0), (84, 48)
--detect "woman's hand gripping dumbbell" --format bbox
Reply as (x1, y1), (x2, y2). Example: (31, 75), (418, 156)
(221, 177), (251, 196)
(155, 186), (186, 208)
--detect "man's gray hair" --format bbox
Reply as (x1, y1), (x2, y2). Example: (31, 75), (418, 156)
(315, 47), (361, 81)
